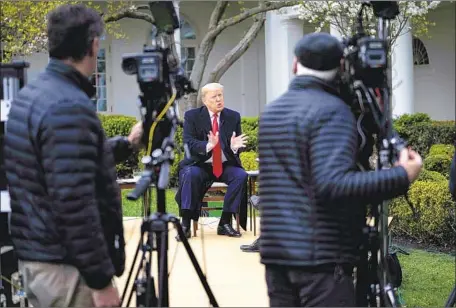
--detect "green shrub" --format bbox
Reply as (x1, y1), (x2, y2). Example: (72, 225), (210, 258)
(424, 154), (452, 178)
(240, 151), (259, 171)
(169, 126), (183, 187)
(401, 122), (455, 157)
(417, 169), (447, 182)
(429, 144), (455, 158)
(241, 117), (259, 152)
(98, 114), (140, 178)
(390, 180), (455, 248)
(393, 114), (455, 157)
(393, 113), (431, 131)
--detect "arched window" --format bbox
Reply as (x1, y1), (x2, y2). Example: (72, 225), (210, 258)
(413, 37), (430, 66)
(180, 15), (197, 77)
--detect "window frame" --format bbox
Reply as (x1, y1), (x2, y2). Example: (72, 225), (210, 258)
(92, 37), (113, 113)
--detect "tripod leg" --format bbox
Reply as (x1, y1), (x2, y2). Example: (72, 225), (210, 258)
(157, 229), (169, 307)
(356, 249), (369, 306)
(122, 239), (142, 303)
(171, 219), (219, 307)
(445, 286), (456, 307)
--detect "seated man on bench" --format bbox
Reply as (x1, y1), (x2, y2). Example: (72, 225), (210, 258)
(175, 82), (248, 240)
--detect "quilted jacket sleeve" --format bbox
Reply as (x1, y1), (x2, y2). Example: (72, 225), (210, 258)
(308, 103), (411, 203)
(40, 99), (114, 290)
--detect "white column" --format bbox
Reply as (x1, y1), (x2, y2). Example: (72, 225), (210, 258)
(265, 12), (303, 104)
(173, 0), (182, 60)
(330, 24), (344, 41)
(391, 21), (414, 117)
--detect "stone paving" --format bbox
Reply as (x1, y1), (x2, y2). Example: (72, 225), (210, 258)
(116, 217), (268, 307)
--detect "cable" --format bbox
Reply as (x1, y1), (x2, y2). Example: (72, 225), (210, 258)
(146, 87), (177, 156)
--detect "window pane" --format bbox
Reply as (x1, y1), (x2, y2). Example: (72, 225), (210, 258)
(99, 86), (107, 100)
(187, 59), (194, 71)
(187, 47), (195, 59)
(97, 49), (106, 60)
(98, 74), (106, 86)
(97, 61), (106, 73)
(180, 19), (196, 40)
(97, 99), (107, 112)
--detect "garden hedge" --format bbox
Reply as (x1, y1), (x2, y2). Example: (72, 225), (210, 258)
(99, 112), (455, 248)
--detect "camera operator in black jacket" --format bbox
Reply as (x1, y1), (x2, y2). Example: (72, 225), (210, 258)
(3, 4), (142, 307)
(258, 32), (423, 307)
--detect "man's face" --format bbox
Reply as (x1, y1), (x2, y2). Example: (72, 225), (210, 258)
(203, 88), (224, 114)
(88, 37), (100, 75)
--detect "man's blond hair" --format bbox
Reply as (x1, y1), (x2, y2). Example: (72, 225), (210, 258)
(201, 82), (224, 100)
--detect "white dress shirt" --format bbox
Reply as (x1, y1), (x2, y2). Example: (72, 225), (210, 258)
(205, 110), (238, 164)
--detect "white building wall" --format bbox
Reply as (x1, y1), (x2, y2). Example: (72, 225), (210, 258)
(7, 2), (454, 121)
(413, 2), (455, 121)
(178, 1), (266, 117)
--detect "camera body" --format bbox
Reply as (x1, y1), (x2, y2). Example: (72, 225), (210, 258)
(347, 36), (387, 88)
(122, 49), (166, 86)
(120, 1), (195, 151)
(338, 1), (407, 168)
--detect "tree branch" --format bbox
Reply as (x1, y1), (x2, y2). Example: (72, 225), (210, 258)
(206, 1), (298, 40)
(104, 9), (154, 24)
(209, 1), (229, 29)
(207, 12), (266, 84)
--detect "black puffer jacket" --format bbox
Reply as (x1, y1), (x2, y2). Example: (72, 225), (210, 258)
(258, 76), (410, 267)
(4, 59), (132, 290)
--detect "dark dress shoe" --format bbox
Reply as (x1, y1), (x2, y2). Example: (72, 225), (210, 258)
(240, 237), (259, 252)
(175, 226), (191, 242)
(217, 224), (241, 237)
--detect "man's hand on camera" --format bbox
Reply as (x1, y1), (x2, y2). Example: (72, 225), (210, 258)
(92, 283), (120, 307)
(397, 148), (423, 183)
(206, 131), (219, 152)
(127, 122), (143, 147)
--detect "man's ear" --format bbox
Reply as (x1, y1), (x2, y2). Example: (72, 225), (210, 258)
(90, 37), (100, 57)
(292, 57), (298, 75)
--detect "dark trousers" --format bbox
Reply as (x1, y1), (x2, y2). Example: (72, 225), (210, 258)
(178, 162), (248, 214)
(265, 264), (356, 307)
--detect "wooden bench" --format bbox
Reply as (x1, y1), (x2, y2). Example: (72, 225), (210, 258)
(192, 182), (240, 237)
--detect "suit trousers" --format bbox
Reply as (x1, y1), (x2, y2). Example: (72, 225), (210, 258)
(265, 264), (356, 307)
(18, 260), (115, 307)
(178, 162), (248, 215)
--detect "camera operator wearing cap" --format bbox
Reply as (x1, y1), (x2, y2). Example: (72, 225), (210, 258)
(258, 32), (423, 307)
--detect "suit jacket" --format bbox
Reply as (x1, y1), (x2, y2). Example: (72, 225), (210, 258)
(450, 148), (456, 200)
(179, 106), (243, 169)
(176, 106), (248, 230)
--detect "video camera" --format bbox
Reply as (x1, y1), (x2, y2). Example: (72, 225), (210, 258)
(118, 3), (218, 307)
(121, 1), (195, 199)
(340, 1), (406, 168)
(338, 2), (418, 307)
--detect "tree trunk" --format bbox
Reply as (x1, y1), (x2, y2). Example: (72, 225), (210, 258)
(185, 1), (299, 111)
(206, 13), (266, 84)
(183, 1), (229, 111)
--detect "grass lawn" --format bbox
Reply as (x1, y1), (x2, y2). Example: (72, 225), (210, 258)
(397, 248), (454, 307)
(121, 189), (454, 307)
(121, 188), (180, 217)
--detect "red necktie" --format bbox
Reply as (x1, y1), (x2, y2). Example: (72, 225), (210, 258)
(212, 114), (223, 177)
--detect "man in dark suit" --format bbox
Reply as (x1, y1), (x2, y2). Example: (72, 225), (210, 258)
(175, 82), (248, 240)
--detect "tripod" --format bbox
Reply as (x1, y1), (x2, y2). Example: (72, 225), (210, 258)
(120, 125), (219, 307)
(352, 5), (415, 306)
(445, 287), (456, 307)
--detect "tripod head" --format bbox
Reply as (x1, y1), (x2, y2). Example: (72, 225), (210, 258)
(122, 1), (196, 203)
